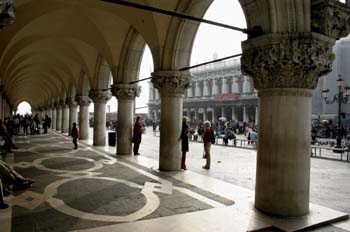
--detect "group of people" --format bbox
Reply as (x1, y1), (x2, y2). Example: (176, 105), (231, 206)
(181, 117), (214, 170)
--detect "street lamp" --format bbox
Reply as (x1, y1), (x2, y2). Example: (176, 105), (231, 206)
(322, 75), (350, 148)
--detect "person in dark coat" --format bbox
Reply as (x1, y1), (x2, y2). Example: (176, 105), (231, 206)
(180, 117), (189, 170)
(132, 116), (142, 155)
(71, 123), (79, 149)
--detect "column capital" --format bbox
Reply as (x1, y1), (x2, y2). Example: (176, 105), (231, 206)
(111, 83), (141, 99)
(311, 0), (350, 40)
(151, 71), (192, 95)
(89, 89), (112, 103)
(75, 95), (92, 107)
(60, 99), (68, 108)
(66, 97), (78, 108)
(241, 33), (335, 90)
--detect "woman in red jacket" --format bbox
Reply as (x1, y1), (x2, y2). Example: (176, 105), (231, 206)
(202, 121), (212, 169)
(132, 116), (143, 155)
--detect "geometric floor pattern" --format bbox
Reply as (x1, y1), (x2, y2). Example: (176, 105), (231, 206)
(3, 132), (234, 232)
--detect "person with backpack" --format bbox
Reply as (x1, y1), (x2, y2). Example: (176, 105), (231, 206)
(71, 122), (79, 149)
(202, 120), (214, 169)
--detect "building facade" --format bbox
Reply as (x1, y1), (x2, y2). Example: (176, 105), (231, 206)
(148, 59), (258, 125)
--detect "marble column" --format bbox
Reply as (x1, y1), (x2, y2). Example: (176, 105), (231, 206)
(212, 109), (216, 123)
(195, 81), (200, 97)
(231, 106), (237, 121)
(241, 33), (336, 216)
(67, 98), (78, 136)
(212, 79), (218, 95)
(52, 108), (57, 130)
(255, 106), (258, 126)
(222, 78), (228, 94)
(152, 71), (191, 171)
(61, 101), (69, 134)
(89, 90), (112, 146)
(221, 107), (225, 118)
(55, 103), (62, 132)
(243, 106), (248, 123)
(111, 83), (140, 155)
(76, 96), (91, 140)
(203, 108), (207, 121)
(203, 80), (209, 96)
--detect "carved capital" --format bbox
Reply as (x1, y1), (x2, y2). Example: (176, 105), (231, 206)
(75, 95), (92, 107)
(66, 97), (77, 108)
(0, 0), (15, 31)
(241, 33), (335, 90)
(89, 90), (112, 103)
(111, 83), (141, 99)
(312, 0), (350, 39)
(151, 71), (192, 95)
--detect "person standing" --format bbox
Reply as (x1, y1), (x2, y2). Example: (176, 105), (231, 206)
(180, 117), (189, 170)
(132, 116), (142, 155)
(202, 121), (212, 169)
(71, 122), (79, 149)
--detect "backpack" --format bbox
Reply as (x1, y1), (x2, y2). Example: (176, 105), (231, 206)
(210, 129), (216, 144)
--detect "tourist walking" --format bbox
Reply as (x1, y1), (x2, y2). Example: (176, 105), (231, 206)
(180, 117), (189, 170)
(132, 116), (142, 155)
(71, 123), (79, 149)
(202, 121), (213, 169)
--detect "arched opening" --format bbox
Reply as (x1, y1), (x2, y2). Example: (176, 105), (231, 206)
(136, 45), (153, 123)
(16, 101), (32, 116)
(186, 0), (250, 132)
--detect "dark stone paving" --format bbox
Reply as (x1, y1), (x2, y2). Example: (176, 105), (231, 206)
(9, 132), (234, 231)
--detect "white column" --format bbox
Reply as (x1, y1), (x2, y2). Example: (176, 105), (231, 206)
(89, 90), (112, 146)
(61, 103), (69, 134)
(255, 106), (259, 126)
(52, 108), (57, 130)
(203, 80), (209, 96)
(76, 96), (91, 140)
(232, 78), (239, 93)
(241, 33), (336, 216)
(232, 106), (238, 121)
(56, 104), (62, 132)
(212, 109), (216, 123)
(203, 108), (207, 121)
(222, 78), (229, 94)
(212, 79), (218, 95)
(152, 71), (191, 171)
(195, 81), (200, 97)
(112, 84), (140, 155)
(68, 98), (78, 136)
(221, 107), (225, 117)
(243, 106), (248, 123)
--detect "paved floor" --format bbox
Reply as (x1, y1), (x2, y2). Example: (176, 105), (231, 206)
(0, 127), (349, 231)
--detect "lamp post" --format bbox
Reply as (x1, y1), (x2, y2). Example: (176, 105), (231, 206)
(322, 75), (350, 148)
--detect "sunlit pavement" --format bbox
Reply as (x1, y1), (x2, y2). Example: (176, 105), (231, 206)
(85, 127), (350, 231)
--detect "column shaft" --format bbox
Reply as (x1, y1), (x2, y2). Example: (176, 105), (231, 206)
(117, 99), (134, 154)
(151, 71), (191, 171)
(61, 106), (69, 133)
(255, 89), (311, 216)
(79, 106), (89, 140)
(56, 107), (62, 131)
(69, 106), (78, 136)
(93, 103), (107, 145)
(52, 109), (57, 130)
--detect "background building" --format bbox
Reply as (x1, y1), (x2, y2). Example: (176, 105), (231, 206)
(312, 37), (350, 121)
(148, 58), (258, 125)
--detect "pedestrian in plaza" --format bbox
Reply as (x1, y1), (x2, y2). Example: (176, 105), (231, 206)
(132, 116), (142, 156)
(202, 120), (213, 169)
(180, 117), (190, 170)
(71, 122), (79, 149)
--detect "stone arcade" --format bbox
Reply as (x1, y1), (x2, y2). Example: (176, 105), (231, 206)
(1, 0), (350, 231)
